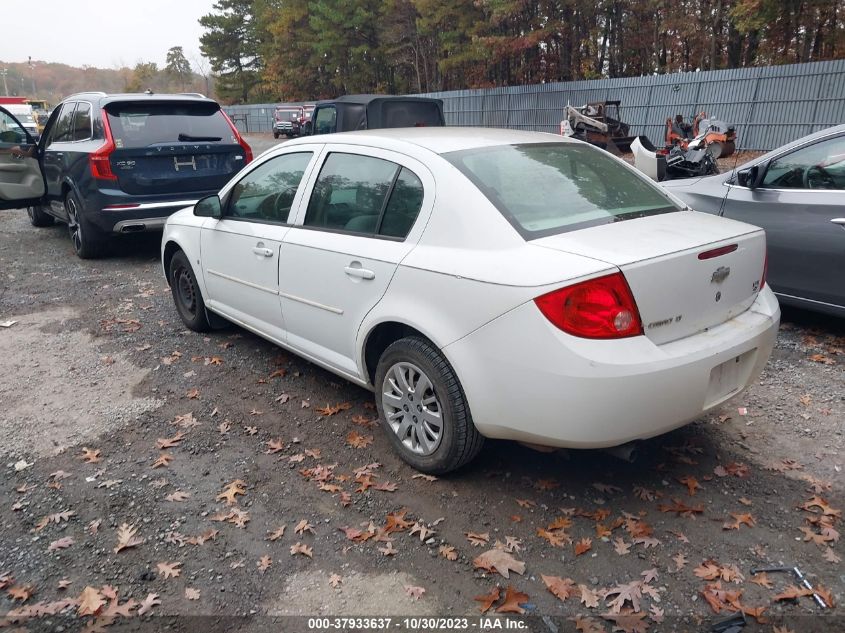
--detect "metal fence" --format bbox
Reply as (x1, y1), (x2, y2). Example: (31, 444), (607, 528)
(225, 59), (845, 151)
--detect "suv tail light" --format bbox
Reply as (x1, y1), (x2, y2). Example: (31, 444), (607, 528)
(534, 272), (643, 339)
(221, 110), (253, 164)
(89, 109), (117, 181)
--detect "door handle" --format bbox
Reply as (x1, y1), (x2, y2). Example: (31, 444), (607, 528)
(252, 246), (274, 257)
(344, 266), (375, 280)
(831, 218), (845, 227)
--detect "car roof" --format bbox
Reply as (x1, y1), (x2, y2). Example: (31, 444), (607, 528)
(285, 126), (574, 154)
(64, 92), (217, 106)
(746, 123), (845, 166)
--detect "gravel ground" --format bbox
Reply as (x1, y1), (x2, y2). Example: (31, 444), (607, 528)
(0, 138), (842, 632)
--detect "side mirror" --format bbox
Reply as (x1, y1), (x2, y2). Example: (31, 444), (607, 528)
(737, 164), (761, 189)
(194, 194), (222, 218)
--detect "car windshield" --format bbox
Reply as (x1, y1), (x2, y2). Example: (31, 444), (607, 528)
(276, 108), (300, 120)
(105, 102), (235, 148)
(445, 142), (679, 238)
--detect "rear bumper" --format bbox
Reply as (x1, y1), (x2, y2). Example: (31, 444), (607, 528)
(444, 288), (780, 448)
(78, 189), (206, 233)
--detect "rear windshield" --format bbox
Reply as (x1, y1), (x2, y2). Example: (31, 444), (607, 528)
(275, 108), (301, 120)
(445, 143), (679, 238)
(105, 102), (236, 148)
(380, 101), (442, 127)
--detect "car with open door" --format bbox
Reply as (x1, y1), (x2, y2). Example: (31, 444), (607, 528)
(0, 94), (252, 259)
(662, 124), (845, 317)
(0, 106), (44, 213)
(161, 128), (779, 474)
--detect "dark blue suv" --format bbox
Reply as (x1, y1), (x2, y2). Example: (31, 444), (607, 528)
(0, 93), (252, 258)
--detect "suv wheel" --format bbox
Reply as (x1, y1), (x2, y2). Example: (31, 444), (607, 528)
(273, 132), (280, 139)
(65, 192), (106, 259)
(375, 336), (484, 474)
(27, 205), (54, 227)
(169, 250), (211, 332)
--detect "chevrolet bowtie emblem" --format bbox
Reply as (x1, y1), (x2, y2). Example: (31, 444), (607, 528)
(711, 266), (731, 284)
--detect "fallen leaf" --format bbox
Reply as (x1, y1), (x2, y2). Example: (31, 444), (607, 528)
(613, 538), (631, 555)
(267, 525), (287, 541)
(257, 556), (272, 573)
(579, 584), (600, 608)
(542, 575), (576, 601)
(185, 588), (200, 600)
(186, 388), (200, 399)
(77, 586), (104, 615)
(823, 548), (841, 563)
(672, 552), (688, 572)
(409, 522), (435, 541)
(290, 542), (313, 558)
(346, 431), (374, 449)
(265, 439), (285, 454)
(7, 584), (34, 602)
(156, 431), (186, 449)
(57, 579), (71, 590)
(294, 519), (314, 535)
(157, 562), (181, 579)
(81, 447), (101, 464)
(574, 537), (592, 556)
(439, 545), (458, 561)
(496, 585), (529, 614)
(678, 475), (700, 496)
(137, 593), (161, 616)
(404, 585), (426, 600)
(114, 523), (144, 553)
(750, 573), (773, 589)
(47, 537), (74, 552)
(329, 574), (342, 588)
(474, 586), (500, 613)
(473, 548), (526, 579)
(165, 490), (190, 502)
(466, 531), (490, 546)
(378, 541), (398, 556)
(217, 480), (247, 505)
(773, 585), (814, 602)
(605, 580), (643, 614)
(152, 453), (173, 468)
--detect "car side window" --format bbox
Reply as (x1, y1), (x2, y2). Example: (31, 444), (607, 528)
(0, 110), (28, 145)
(51, 103), (77, 143)
(762, 135), (845, 190)
(226, 152), (313, 223)
(379, 167), (424, 238)
(304, 153), (399, 234)
(313, 106), (336, 134)
(71, 103), (92, 142)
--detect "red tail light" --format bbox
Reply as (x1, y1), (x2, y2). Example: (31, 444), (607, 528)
(534, 272), (643, 339)
(221, 110), (253, 164)
(760, 249), (768, 290)
(89, 109), (117, 181)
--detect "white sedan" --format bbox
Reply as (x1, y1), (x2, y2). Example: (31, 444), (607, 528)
(161, 128), (780, 473)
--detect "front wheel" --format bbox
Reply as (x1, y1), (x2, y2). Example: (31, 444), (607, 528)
(27, 204), (54, 227)
(169, 250), (211, 332)
(375, 337), (483, 474)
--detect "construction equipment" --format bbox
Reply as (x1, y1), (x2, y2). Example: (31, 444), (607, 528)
(561, 100), (636, 153)
(666, 112), (737, 159)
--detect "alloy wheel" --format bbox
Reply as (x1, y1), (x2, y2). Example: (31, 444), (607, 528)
(381, 361), (444, 455)
(66, 198), (83, 253)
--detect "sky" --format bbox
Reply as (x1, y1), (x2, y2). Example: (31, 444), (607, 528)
(0, 0), (216, 70)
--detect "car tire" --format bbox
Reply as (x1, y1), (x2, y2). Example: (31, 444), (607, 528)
(65, 192), (106, 259)
(27, 204), (53, 227)
(169, 250), (211, 332)
(375, 336), (484, 474)
(273, 132), (280, 139)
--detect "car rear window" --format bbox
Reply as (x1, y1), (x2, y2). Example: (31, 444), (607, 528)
(445, 143), (679, 238)
(105, 102), (236, 148)
(275, 108), (301, 120)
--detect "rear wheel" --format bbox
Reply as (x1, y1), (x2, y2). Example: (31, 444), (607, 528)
(65, 192), (106, 259)
(27, 205), (53, 227)
(375, 337), (483, 474)
(169, 250), (210, 332)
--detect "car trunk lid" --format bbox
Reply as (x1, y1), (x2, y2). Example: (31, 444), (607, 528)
(533, 211), (767, 344)
(105, 101), (247, 195)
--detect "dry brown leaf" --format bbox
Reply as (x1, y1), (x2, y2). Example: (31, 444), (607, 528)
(346, 431), (374, 448)
(165, 490), (190, 502)
(439, 545), (458, 561)
(216, 479), (247, 505)
(290, 542), (313, 558)
(823, 548), (841, 563)
(579, 584), (600, 608)
(474, 586), (500, 613)
(265, 439), (285, 454)
(542, 575), (576, 601)
(47, 537), (74, 552)
(613, 538), (631, 555)
(267, 525), (287, 541)
(409, 522), (435, 541)
(496, 585), (529, 614)
(257, 555), (272, 573)
(378, 541), (398, 556)
(156, 431), (186, 449)
(773, 585), (814, 602)
(7, 584), (34, 602)
(672, 552), (688, 572)
(137, 593), (161, 616)
(473, 548), (526, 579)
(81, 447), (101, 463)
(185, 587), (200, 600)
(294, 519), (314, 535)
(77, 586), (104, 616)
(404, 585), (426, 600)
(329, 574), (342, 588)
(750, 573), (773, 589)
(114, 523), (144, 553)
(152, 452), (173, 468)
(574, 537), (592, 556)
(157, 562), (181, 579)
(466, 531), (490, 546)
(678, 475), (700, 496)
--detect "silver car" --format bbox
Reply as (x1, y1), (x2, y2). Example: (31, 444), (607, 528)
(663, 125), (845, 317)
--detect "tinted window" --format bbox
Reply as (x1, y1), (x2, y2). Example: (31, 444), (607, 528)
(105, 102), (235, 148)
(304, 153), (399, 233)
(762, 135), (845, 190)
(227, 152), (313, 223)
(381, 101), (442, 127)
(51, 103), (76, 143)
(72, 102), (92, 141)
(0, 110), (27, 144)
(380, 168), (424, 238)
(313, 106), (336, 134)
(445, 143), (679, 238)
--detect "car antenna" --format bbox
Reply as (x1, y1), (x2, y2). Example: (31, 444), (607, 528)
(717, 96), (754, 217)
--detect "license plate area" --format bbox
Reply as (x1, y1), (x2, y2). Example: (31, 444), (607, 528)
(704, 349), (757, 408)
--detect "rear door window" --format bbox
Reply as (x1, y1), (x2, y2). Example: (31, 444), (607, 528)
(71, 102), (92, 141)
(445, 143), (679, 238)
(51, 103), (76, 143)
(105, 102), (236, 148)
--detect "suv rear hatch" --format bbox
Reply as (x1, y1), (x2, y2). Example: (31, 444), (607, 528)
(532, 211), (767, 345)
(105, 101), (247, 195)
